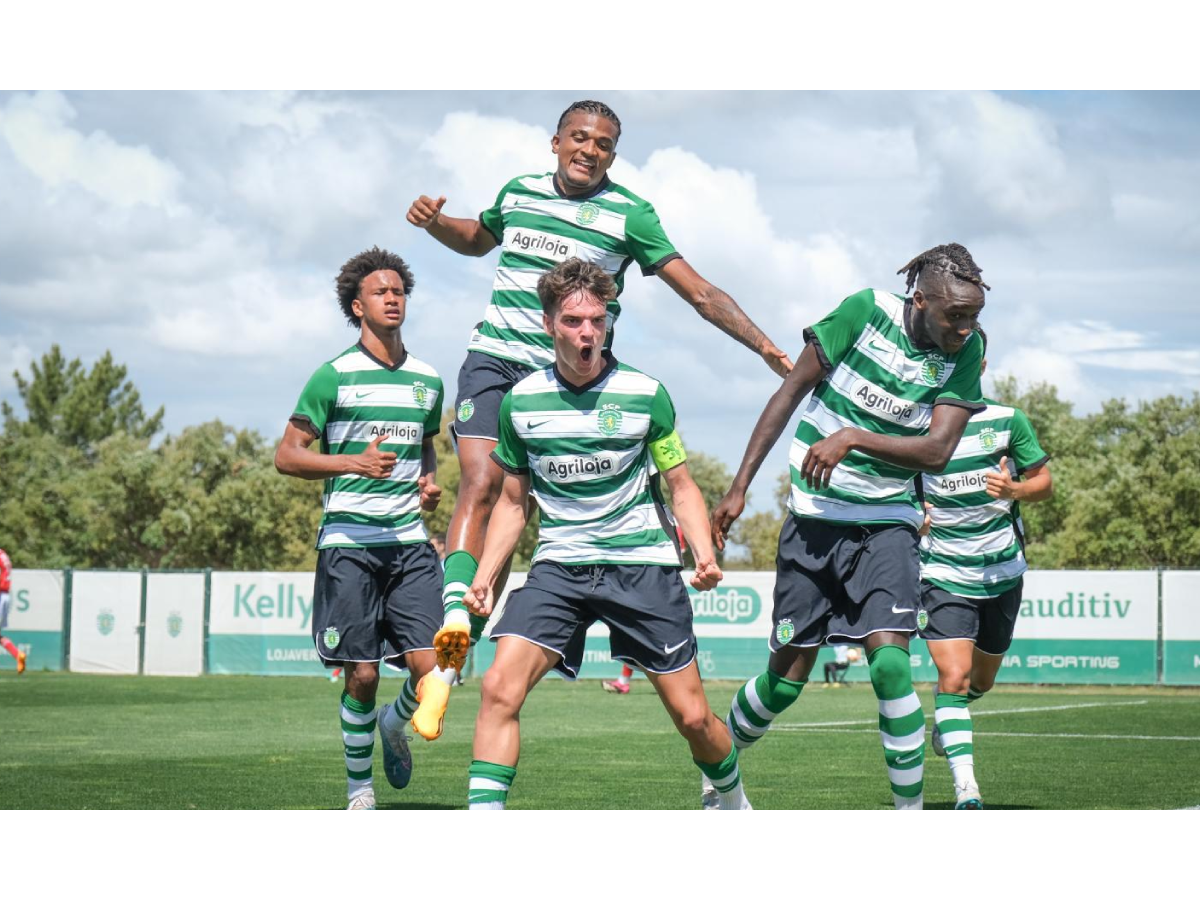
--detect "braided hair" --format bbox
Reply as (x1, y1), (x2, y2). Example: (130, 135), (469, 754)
(556, 100), (622, 144)
(897, 243), (990, 294)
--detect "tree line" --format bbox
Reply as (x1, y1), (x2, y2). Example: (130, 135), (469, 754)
(1, 347), (1197, 572)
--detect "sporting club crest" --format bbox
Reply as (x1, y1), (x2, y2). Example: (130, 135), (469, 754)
(979, 427), (998, 452)
(323, 627), (340, 650)
(917, 609), (929, 631)
(167, 611), (183, 638)
(920, 353), (946, 387)
(776, 618), (795, 644)
(413, 381), (430, 410)
(598, 403), (623, 437)
(97, 609), (115, 636)
(457, 399), (475, 422)
(575, 202), (600, 226)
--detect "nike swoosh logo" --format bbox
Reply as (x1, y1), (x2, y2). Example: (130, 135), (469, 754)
(664, 639), (689, 654)
(891, 604), (915, 614)
(868, 340), (889, 353)
(355, 391), (370, 399)
(528, 419), (551, 429)
(895, 751), (922, 765)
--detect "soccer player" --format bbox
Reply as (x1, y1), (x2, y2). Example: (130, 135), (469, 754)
(0, 547), (26, 674)
(275, 247), (445, 810)
(463, 259), (750, 810)
(917, 327), (1052, 809)
(406, 99), (793, 737)
(710, 243), (989, 811)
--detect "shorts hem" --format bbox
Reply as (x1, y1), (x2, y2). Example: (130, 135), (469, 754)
(490, 631), (574, 679)
(973, 645), (1010, 657)
(826, 627), (916, 643)
(612, 651), (697, 677)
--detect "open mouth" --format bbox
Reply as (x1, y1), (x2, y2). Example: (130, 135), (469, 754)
(570, 158), (595, 176)
(580, 346), (595, 363)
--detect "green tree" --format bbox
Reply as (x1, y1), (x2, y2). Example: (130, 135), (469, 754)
(2, 345), (163, 450)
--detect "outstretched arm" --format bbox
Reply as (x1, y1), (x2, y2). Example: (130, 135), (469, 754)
(407, 194), (499, 258)
(711, 342), (827, 549)
(656, 258), (792, 377)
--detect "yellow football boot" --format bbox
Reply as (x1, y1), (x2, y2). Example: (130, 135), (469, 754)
(433, 620), (471, 672)
(411, 672), (452, 741)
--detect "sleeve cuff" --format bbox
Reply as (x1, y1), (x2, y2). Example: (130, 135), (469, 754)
(479, 215), (502, 245)
(641, 251), (682, 277)
(490, 450), (528, 476)
(289, 414), (321, 438)
(802, 327), (833, 373)
(1016, 454), (1051, 476)
(933, 397), (988, 414)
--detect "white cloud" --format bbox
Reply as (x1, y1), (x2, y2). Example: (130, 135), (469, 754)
(1055, 321), (1146, 353)
(420, 112), (551, 215)
(0, 91), (180, 209)
(913, 92), (1107, 234)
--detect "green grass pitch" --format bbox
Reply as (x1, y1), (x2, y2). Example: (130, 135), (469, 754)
(3, 673), (1198, 809)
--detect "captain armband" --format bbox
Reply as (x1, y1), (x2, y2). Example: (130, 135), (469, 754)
(649, 430), (688, 472)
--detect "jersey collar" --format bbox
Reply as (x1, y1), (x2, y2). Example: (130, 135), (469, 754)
(356, 340), (407, 372)
(553, 351), (618, 395)
(551, 172), (612, 202)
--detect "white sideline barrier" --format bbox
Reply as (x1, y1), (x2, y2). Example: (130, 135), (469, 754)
(69, 571), (142, 674)
(143, 572), (206, 676)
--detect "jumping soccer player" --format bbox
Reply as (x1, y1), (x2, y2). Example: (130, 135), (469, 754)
(710, 243), (989, 811)
(463, 259), (750, 810)
(406, 99), (792, 737)
(0, 547), (26, 674)
(275, 247), (444, 810)
(917, 327), (1052, 809)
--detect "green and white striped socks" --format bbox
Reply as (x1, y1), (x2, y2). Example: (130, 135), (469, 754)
(727, 671), (805, 749)
(868, 645), (925, 810)
(441, 550), (477, 627)
(936, 691), (976, 791)
(695, 747), (750, 810)
(468, 760), (517, 810)
(380, 676), (419, 733)
(340, 691), (376, 801)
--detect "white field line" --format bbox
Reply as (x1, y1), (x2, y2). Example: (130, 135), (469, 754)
(772, 699), (1152, 731)
(787, 728), (1200, 742)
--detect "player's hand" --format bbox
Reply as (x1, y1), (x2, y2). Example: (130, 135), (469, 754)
(760, 340), (794, 378)
(418, 474), (442, 511)
(690, 559), (723, 591)
(356, 434), (397, 479)
(985, 456), (1019, 500)
(711, 488), (746, 552)
(918, 501), (933, 537)
(407, 194), (446, 229)
(466, 579), (494, 616)
(801, 427), (856, 489)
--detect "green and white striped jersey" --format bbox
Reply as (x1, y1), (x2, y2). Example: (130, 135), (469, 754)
(791, 289), (984, 528)
(470, 173), (679, 368)
(291, 343), (443, 549)
(920, 401), (1049, 599)
(491, 356), (687, 567)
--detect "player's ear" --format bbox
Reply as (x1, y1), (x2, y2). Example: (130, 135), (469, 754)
(911, 288), (925, 309)
(352, 296), (364, 321)
(543, 311), (553, 336)
(551, 132), (560, 154)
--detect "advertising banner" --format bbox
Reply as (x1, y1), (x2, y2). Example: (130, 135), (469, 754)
(143, 573), (206, 676)
(207, 572), (323, 675)
(1163, 571), (1200, 685)
(69, 571), (142, 674)
(1, 569), (66, 672)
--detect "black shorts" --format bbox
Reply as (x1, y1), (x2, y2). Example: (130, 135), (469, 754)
(771, 515), (920, 650)
(490, 561), (697, 679)
(312, 543), (442, 668)
(918, 579), (1023, 656)
(452, 350), (536, 441)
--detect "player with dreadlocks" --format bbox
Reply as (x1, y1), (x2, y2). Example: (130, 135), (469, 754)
(916, 325), (1053, 809)
(708, 243), (988, 810)
(405, 99), (793, 739)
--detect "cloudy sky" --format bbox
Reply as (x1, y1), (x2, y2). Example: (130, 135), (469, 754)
(2, 90), (1199, 511)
